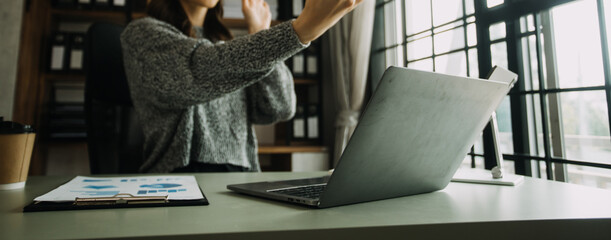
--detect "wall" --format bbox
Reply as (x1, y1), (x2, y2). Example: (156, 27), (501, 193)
(291, 153), (329, 172)
(0, 0), (24, 121)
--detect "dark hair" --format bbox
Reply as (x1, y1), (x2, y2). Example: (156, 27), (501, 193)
(147, 0), (233, 42)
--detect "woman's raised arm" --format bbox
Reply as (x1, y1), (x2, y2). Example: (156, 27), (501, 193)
(292, 0), (364, 44)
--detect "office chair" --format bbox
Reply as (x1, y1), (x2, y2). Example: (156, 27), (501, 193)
(84, 22), (144, 174)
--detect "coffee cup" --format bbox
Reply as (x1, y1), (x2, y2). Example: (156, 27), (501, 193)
(0, 117), (36, 190)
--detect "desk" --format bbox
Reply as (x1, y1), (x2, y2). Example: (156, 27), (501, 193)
(1, 172), (611, 239)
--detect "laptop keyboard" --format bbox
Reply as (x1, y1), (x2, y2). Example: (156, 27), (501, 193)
(268, 184), (327, 199)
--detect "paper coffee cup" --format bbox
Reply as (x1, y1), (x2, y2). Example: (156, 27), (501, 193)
(0, 118), (36, 190)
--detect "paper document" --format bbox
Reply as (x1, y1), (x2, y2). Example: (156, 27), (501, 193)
(35, 176), (205, 202)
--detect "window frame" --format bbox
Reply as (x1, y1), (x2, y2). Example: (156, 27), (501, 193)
(377, 0), (611, 182)
(475, 0), (611, 179)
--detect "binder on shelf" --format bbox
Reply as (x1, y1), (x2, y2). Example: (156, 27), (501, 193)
(69, 34), (86, 72)
(49, 103), (85, 123)
(224, 0), (279, 20)
(112, 0), (127, 10)
(292, 105), (306, 139)
(53, 0), (77, 8)
(305, 42), (320, 78)
(291, 53), (305, 77)
(58, 21), (93, 34)
(23, 176), (209, 212)
(306, 55), (318, 76)
(47, 116), (86, 127)
(48, 107), (87, 140)
(77, 0), (93, 9)
(49, 81), (86, 140)
(52, 103), (85, 113)
(93, 0), (111, 9)
(306, 104), (320, 139)
(223, 0), (243, 19)
(47, 118), (87, 140)
(49, 32), (69, 72)
(53, 82), (85, 104)
(292, 0), (303, 16)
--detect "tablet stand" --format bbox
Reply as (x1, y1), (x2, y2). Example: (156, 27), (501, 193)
(451, 66), (524, 186)
(452, 113), (524, 186)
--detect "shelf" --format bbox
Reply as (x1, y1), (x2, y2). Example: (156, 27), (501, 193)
(221, 18), (249, 29)
(294, 78), (319, 85)
(258, 145), (328, 154)
(51, 9), (127, 22)
(132, 12), (146, 19)
(44, 73), (86, 82)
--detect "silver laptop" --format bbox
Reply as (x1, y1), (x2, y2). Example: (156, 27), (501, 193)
(227, 66), (517, 208)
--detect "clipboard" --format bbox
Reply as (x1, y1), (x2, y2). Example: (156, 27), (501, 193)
(23, 192), (209, 212)
(23, 175), (209, 212)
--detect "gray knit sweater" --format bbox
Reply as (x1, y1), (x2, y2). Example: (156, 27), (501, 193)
(120, 17), (308, 173)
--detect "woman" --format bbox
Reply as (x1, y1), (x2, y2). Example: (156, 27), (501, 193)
(121, 0), (362, 173)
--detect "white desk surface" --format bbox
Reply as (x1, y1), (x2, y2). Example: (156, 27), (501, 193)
(1, 172), (611, 240)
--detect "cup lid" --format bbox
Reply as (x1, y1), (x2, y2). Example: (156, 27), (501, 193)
(0, 117), (35, 134)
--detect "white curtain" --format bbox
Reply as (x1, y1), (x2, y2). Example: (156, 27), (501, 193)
(328, 0), (376, 165)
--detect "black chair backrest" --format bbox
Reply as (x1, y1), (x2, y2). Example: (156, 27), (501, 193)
(85, 22), (144, 174)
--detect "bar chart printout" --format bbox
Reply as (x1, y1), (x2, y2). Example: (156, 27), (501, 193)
(34, 176), (205, 202)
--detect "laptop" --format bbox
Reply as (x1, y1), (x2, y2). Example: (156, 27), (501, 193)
(228, 66), (517, 208)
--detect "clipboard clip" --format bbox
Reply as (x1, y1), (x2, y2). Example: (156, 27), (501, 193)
(74, 193), (169, 206)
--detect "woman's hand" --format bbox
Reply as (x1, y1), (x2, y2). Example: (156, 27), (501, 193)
(292, 0), (364, 44)
(242, 0), (272, 34)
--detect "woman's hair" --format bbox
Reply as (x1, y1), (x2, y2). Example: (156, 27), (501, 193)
(147, 0), (233, 42)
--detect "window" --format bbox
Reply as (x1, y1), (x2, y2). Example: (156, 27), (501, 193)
(403, 0), (491, 171)
(381, 0), (611, 190)
(403, 0), (477, 77)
